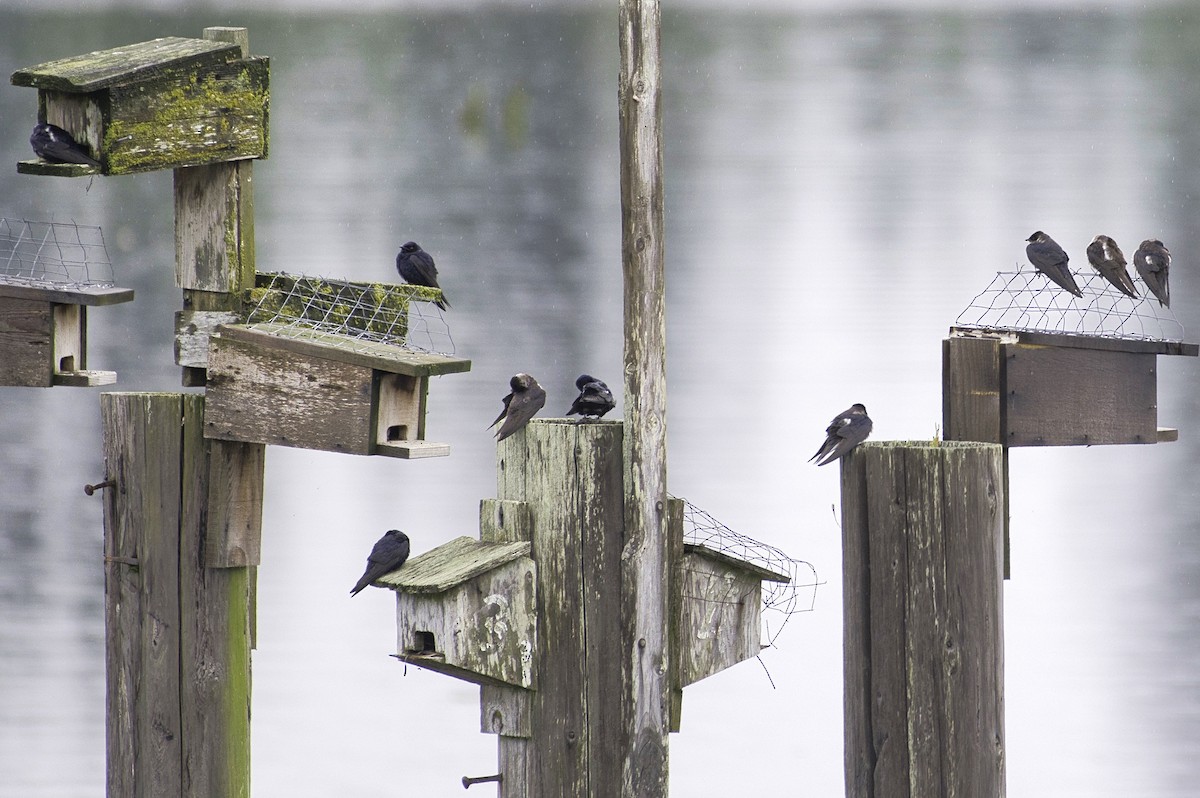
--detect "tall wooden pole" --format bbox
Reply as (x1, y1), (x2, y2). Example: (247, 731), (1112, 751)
(617, 0), (669, 795)
(841, 441), (1006, 798)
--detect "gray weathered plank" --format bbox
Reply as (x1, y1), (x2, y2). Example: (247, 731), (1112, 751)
(618, 0), (670, 793)
(0, 282), (134, 305)
(840, 447), (873, 798)
(380, 536), (531, 594)
(101, 393), (185, 797)
(174, 310), (241, 368)
(949, 325), (1198, 357)
(175, 162), (254, 294)
(11, 37), (240, 92)
(0, 295), (52, 386)
(204, 438), (265, 568)
(1005, 344), (1156, 445)
(942, 336), (1003, 444)
(480, 499), (533, 545)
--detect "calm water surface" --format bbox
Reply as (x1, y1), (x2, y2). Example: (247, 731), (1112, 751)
(2, 6), (1200, 797)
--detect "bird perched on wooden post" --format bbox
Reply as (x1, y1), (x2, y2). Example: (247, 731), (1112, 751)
(566, 374), (616, 421)
(810, 403), (873, 466)
(30, 122), (100, 168)
(1133, 239), (1171, 307)
(1025, 231), (1082, 297)
(490, 373), (546, 441)
(350, 529), (411, 596)
(1086, 235), (1138, 299)
(395, 241), (450, 310)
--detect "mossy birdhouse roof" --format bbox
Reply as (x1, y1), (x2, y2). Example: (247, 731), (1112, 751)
(379, 537), (532, 594)
(11, 37), (244, 92)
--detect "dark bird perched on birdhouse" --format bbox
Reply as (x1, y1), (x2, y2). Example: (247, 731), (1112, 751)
(350, 529), (411, 596)
(1025, 231), (1082, 298)
(1133, 239), (1171, 308)
(396, 241), (449, 310)
(1086, 235), (1139, 299)
(810, 403), (873, 466)
(566, 374), (616, 420)
(29, 122), (100, 168)
(490, 373), (546, 441)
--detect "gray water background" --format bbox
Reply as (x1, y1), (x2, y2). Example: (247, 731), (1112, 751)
(2, 5), (1200, 796)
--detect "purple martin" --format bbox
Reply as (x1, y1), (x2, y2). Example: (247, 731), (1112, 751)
(1133, 239), (1171, 307)
(566, 374), (616, 420)
(1025, 231), (1082, 298)
(490, 373), (546, 442)
(1086, 235), (1138, 299)
(396, 241), (450, 310)
(30, 122), (100, 168)
(350, 529), (410, 596)
(810, 403), (872, 466)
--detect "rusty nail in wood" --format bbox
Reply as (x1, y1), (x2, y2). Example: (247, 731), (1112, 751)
(84, 479), (115, 496)
(462, 774), (502, 789)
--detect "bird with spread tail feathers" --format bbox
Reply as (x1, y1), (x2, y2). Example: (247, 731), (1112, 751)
(1086, 235), (1139, 299)
(30, 122), (100, 168)
(490, 373), (547, 442)
(350, 529), (411, 596)
(395, 241), (450, 310)
(810, 403), (873, 466)
(1025, 231), (1082, 298)
(566, 374), (616, 421)
(1133, 239), (1171, 308)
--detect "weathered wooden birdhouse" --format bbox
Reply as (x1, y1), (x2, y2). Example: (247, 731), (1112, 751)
(0, 281), (133, 387)
(201, 273), (468, 459)
(944, 327), (1198, 446)
(381, 536), (537, 689)
(676, 543), (790, 688)
(12, 34), (268, 177)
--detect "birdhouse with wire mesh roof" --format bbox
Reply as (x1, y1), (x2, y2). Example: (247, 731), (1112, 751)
(0, 219), (133, 387)
(381, 535), (538, 690)
(675, 543), (791, 690)
(11, 34), (268, 177)
(200, 273), (469, 459)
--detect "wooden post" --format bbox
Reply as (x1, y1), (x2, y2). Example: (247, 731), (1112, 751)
(492, 419), (625, 797)
(617, 0), (669, 795)
(841, 441), (1006, 798)
(102, 392), (257, 797)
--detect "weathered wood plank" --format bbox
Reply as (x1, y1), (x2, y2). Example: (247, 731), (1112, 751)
(101, 393), (185, 797)
(52, 303), (83, 374)
(216, 322), (471, 377)
(1158, 427), (1179, 442)
(618, 0), (669, 793)
(11, 37), (241, 92)
(381, 537), (531, 594)
(0, 295), (52, 386)
(52, 369), (116, 387)
(174, 162), (254, 293)
(374, 441), (450, 459)
(949, 325), (1198, 357)
(1005, 344), (1156, 445)
(677, 553), (763, 687)
(0, 282), (134, 305)
(204, 333), (373, 453)
(174, 309), (242, 368)
(667, 497), (684, 733)
(480, 499), (533, 545)
(178, 394), (253, 798)
(204, 438), (265, 568)
(842, 441), (1006, 798)
(942, 336), (1002, 444)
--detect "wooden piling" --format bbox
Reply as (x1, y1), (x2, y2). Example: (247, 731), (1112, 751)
(102, 393), (257, 797)
(617, 0), (670, 795)
(842, 441), (1006, 798)
(492, 420), (625, 797)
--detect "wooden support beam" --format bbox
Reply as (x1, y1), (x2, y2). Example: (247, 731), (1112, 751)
(101, 393), (259, 797)
(842, 441), (1006, 798)
(493, 420), (625, 798)
(618, 0), (669, 795)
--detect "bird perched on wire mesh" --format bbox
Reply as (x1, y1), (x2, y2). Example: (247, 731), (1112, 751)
(395, 241), (450, 310)
(1025, 231), (1082, 298)
(350, 529), (411, 597)
(490, 373), (546, 441)
(30, 122), (100, 168)
(810, 403), (872, 466)
(1133, 239), (1171, 308)
(1085, 235), (1138, 299)
(566, 374), (616, 421)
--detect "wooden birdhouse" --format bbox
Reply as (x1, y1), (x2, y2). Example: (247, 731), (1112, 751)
(12, 34), (268, 177)
(381, 536), (537, 690)
(0, 281), (133, 387)
(675, 543), (790, 688)
(944, 327), (1198, 446)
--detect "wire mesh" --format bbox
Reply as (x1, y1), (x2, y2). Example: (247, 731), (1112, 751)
(0, 218), (114, 288)
(955, 265), (1184, 342)
(676, 496), (821, 647)
(246, 272), (456, 356)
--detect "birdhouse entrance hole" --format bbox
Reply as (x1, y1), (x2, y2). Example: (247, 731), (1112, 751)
(386, 424), (409, 442)
(410, 630), (436, 654)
